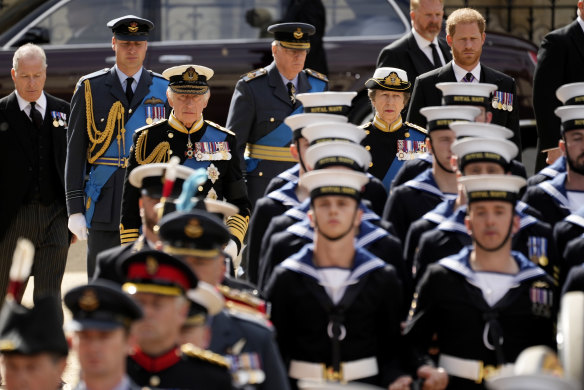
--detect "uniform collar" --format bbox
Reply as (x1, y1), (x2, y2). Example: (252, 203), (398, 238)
(422, 198), (457, 224)
(168, 112), (204, 134)
(266, 180), (301, 207)
(114, 64), (143, 86)
(405, 169), (445, 198)
(538, 172), (569, 208)
(539, 155), (566, 179)
(287, 217), (388, 247)
(373, 114), (402, 132)
(15, 90), (47, 116)
(452, 61), (481, 83)
(129, 346), (181, 373)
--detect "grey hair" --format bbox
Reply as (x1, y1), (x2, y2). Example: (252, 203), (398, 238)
(13, 43), (47, 71)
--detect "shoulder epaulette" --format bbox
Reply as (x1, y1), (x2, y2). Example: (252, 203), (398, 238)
(147, 70), (166, 79)
(205, 120), (235, 136)
(304, 68), (329, 82)
(181, 343), (230, 369)
(405, 121), (428, 135)
(218, 285), (267, 313)
(241, 68), (267, 82)
(134, 118), (168, 133)
(359, 122), (373, 129)
(226, 304), (273, 330)
(74, 68), (109, 93)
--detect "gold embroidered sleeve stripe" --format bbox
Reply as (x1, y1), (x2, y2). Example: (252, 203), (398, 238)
(226, 214), (249, 244)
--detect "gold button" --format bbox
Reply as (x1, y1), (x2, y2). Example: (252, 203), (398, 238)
(100, 118), (104, 122)
(150, 376), (160, 387)
(198, 186), (204, 191)
(259, 172), (263, 176)
(365, 145), (371, 151)
(369, 162), (373, 168)
(365, 130), (370, 135)
(129, 108), (133, 114)
(405, 132), (410, 138)
(168, 150), (173, 155)
(168, 132), (174, 138)
(269, 118), (275, 122)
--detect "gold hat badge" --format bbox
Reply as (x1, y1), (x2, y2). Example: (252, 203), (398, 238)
(128, 22), (139, 33)
(384, 72), (403, 87)
(79, 289), (99, 311)
(146, 256), (159, 275)
(183, 67), (199, 81)
(185, 219), (203, 239)
(293, 28), (303, 40)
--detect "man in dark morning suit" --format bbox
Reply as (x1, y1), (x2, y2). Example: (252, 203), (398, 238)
(0, 43), (70, 311)
(65, 16), (169, 278)
(533, 0), (584, 171)
(406, 8), (521, 153)
(226, 22), (328, 208)
(377, 0), (451, 83)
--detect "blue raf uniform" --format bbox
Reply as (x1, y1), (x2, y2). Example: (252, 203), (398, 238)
(65, 15), (168, 276)
(226, 22), (328, 207)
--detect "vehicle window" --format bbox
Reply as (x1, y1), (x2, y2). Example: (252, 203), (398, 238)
(32, 0), (144, 45)
(324, 0), (407, 37)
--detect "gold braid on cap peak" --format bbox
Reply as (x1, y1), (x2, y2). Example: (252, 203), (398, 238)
(134, 129), (171, 165)
(84, 79), (126, 163)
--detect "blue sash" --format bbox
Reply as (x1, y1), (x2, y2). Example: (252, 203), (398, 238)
(246, 74), (327, 172)
(85, 76), (168, 226)
(183, 124), (228, 171)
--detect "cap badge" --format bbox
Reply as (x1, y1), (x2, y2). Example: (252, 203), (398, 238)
(128, 22), (139, 33)
(293, 28), (303, 40)
(0, 340), (15, 351)
(146, 256), (159, 275)
(79, 289), (99, 311)
(183, 67), (199, 82)
(185, 219), (203, 238)
(384, 72), (402, 86)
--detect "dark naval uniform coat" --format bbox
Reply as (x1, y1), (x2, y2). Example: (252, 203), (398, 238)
(210, 310), (291, 390)
(527, 155), (565, 187)
(406, 248), (557, 389)
(521, 172), (572, 226)
(127, 344), (233, 389)
(265, 244), (405, 388)
(562, 234), (584, 274)
(412, 203), (560, 285)
(553, 206), (584, 264)
(225, 61), (328, 206)
(121, 114), (251, 247)
(406, 62), (521, 152)
(562, 250), (584, 294)
(361, 116), (427, 191)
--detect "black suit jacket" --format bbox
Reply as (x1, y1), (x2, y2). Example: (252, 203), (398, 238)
(533, 20), (584, 156)
(376, 31), (452, 83)
(406, 62), (521, 152)
(0, 91), (69, 240)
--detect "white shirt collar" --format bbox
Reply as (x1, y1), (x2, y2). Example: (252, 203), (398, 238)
(412, 27), (438, 49)
(577, 16), (584, 33)
(114, 64), (143, 88)
(15, 90), (47, 118)
(452, 61), (481, 83)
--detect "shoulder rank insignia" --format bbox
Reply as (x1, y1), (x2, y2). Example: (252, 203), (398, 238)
(405, 122), (428, 134)
(218, 285), (267, 314)
(242, 68), (267, 82)
(181, 343), (230, 369)
(205, 120), (236, 136)
(305, 68), (329, 82)
(74, 68), (109, 94)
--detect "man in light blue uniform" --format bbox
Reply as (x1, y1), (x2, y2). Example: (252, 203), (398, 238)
(65, 15), (168, 277)
(226, 22), (328, 207)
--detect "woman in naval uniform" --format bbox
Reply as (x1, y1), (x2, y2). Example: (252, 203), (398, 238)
(361, 67), (427, 191)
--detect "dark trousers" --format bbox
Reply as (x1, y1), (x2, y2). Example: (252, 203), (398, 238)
(0, 202), (68, 314)
(87, 228), (120, 278)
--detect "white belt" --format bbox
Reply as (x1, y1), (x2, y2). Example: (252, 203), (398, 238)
(289, 357), (378, 382)
(439, 354), (514, 383)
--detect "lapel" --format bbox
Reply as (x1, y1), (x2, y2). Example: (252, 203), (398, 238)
(267, 61), (294, 107)
(567, 20), (584, 64)
(407, 32), (434, 75)
(3, 92), (35, 160)
(436, 61), (457, 82)
(480, 65), (502, 84)
(104, 67), (128, 105)
(132, 68), (152, 108)
(438, 38), (452, 62)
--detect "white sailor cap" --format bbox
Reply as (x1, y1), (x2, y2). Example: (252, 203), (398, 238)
(555, 106), (584, 134)
(285, 113), (348, 140)
(201, 199), (239, 219)
(437, 82), (497, 107)
(459, 174), (526, 204)
(420, 105), (481, 131)
(451, 137), (518, 172)
(186, 281), (225, 317)
(364, 67), (410, 91)
(305, 141), (372, 172)
(298, 379), (384, 389)
(163, 65), (214, 95)
(299, 169), (369, 201)
(556, 82), (584, 105)
(302, 122), (366, 145)
(296, 91), (357, 116)
(449, 122), (514, 139)
(129, 162), (197, 197)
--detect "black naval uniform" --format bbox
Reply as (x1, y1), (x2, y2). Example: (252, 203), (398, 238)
(265, 244), (405, 388)
(406, 248), (557, 389)
(127, 344), (233, 389)
(65, 67), (168, 275)
(121, 114), (251, 249)
(521, 172), (572, 226)
(553, 206), (584, 262)
(226, 61), (328, 207)
(562, 234), (584, 275)
(527, 155), (566, 187)
(361, 116), (427, 192)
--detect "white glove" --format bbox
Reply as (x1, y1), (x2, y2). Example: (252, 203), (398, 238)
(68, 213), (88, 241)
(224, 239), (239, 270)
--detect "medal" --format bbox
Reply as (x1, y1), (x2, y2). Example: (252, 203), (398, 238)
(507, 92), (513, 112)
(501, 92), (507, 111)
(146, 117), (153, 125)
(492, 94), (498, 109)
(185, 135), (194, 159)
(53, 119), (59, 127)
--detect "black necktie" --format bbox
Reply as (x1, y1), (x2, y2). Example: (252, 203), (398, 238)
(125, 77), (134, 103)
(29, 101), (43, 129)
(463, 72), (476, 83)
(430, 43), (442, 69)
(287, 82), (296, 104)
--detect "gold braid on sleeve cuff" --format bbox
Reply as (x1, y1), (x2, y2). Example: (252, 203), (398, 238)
(226, 214), (249, 247)
(120, 224), (140, 244)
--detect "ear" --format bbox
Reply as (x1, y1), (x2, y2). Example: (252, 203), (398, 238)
(559, 139), (566, 155)
(307, 209), (315, 228)
(426, 137), (434, 155)
(464, 214), (472, 235)
(485, 111), (493, 123)
(354, 206), (363, 227)
(111, 36), (116, 51)
(481, 32), (486, 45)
(290, 143), (299, 161)
(166, 89), (174, 107)
(10, 68), (16, 82)
(450, 155), (458, 172)
(271, 43), (278, 57)
(202, 91), (210, 109)
(446, 34), (453, 47)
(511, 213), (520, 235)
